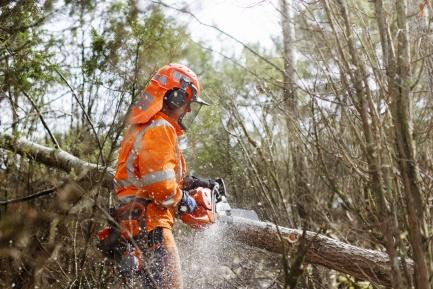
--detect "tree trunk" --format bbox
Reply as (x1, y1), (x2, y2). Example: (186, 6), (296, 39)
(391, 1), (429, 288)
(281, 0), (311, 230)
(280, 0), (297, 113)
(0, 133), (415, 287)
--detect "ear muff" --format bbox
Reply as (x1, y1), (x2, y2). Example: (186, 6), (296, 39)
(165, 88), (187, 110)
(165, 77), (191, 110)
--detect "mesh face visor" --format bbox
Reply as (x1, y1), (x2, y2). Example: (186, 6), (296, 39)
(178, 80), (209, 131)
(179, 101), (203, 130)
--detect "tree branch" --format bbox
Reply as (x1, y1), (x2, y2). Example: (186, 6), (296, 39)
(0, 133), (114, 189)
(151, 0), (284, 74)
(54, 68), (106, 166)
(0, 187), (55, 206)
(21, 90), (60, 149)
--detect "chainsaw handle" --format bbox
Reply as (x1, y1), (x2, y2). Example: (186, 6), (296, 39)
(213, 178), (227, 202)
(182, 176), (226, 195)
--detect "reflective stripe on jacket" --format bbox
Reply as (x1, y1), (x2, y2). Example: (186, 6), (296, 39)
(114, 112), (186, 232)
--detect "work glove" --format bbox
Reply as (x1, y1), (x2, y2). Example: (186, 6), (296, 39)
(178, 190), (197, 214)
(209, 179), (219, 190)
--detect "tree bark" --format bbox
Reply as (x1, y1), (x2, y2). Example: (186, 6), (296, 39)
(0, 133), (415, 287)
(219, 216), (413, 288)
(0, 133), (114, 189)
(281, 0), (311, 231)
(392, 1), (429, 288)
(280, 0), (297, 112)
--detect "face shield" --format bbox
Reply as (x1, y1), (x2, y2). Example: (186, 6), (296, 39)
(178, 79), (209, 131)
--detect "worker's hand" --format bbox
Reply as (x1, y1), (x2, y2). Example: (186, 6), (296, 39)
(183, 175), (219, 191)
(178, 191), (197, 214)
(208, 179), (219, 190)
(182, 175), (199, 191)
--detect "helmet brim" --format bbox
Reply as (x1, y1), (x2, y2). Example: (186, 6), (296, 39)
(193, 96), (210, 106)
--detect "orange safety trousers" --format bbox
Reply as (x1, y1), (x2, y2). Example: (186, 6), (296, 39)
(141, 228), (183, 289)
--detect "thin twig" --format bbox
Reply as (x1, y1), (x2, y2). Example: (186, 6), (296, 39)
(0, 187), (56, 206)
(21, 90), (61, 149)
(54, 68), (106, 166)
(151, 0), (284, 74)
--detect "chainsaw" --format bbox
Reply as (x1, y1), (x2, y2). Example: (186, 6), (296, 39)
(180, 177), (258, 229)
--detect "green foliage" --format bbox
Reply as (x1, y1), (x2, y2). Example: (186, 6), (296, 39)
(0, 1), (56, 91)
(82, 28), (106, 77)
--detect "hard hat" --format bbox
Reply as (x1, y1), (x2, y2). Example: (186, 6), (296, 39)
(129, 63), (208, 126)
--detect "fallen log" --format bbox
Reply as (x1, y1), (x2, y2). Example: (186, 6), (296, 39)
(0, 132), (414, 286)
(219, 216), (413, 287)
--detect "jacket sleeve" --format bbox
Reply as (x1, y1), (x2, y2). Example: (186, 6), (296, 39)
(135, 124), (182, 207)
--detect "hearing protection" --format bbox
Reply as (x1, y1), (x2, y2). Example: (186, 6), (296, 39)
(165, 77), (193, 110)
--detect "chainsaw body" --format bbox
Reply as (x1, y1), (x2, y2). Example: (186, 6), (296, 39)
(180, 187), (215, 228)
(180, 178), (231, 229)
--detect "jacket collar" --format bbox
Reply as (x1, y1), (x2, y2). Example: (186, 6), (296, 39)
(154, 111), (184, 136)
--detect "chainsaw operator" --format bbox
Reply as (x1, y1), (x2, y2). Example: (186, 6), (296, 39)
(113, 63), (210, 289)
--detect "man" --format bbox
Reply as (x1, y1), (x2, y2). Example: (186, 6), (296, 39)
(113, 63), (209, 289)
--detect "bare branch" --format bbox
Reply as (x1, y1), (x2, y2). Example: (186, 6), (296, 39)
(54, 68), (106, 165)
(0, 133), (114, 189)
(151, 0), (284, 74)
(21, 90), (61, 149)
(0, 187), (55, 206)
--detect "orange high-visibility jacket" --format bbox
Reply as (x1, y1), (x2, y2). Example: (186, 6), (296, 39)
(114, 111), (186, 232)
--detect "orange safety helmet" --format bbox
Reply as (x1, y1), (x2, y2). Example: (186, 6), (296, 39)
(129, 63), (209, 127)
